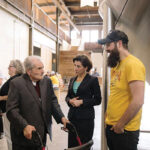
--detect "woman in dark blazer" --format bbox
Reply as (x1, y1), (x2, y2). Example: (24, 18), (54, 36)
(65, 55), (102, 148)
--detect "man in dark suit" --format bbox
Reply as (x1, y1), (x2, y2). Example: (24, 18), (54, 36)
(6, 56), (69, 150)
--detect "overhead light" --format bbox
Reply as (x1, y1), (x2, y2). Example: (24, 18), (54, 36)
(80, 0), (99, 7)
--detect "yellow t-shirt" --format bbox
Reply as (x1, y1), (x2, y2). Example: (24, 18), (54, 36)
(50, 75), (59, 87)
(105, 54), (145, 131)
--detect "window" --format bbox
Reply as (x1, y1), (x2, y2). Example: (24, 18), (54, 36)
(33, 46), (41, 56)
(82, 30), (90, 42)
(82, 30), (99, 42)
(71, 30), (77, 39)
(91, 30), (98, 42)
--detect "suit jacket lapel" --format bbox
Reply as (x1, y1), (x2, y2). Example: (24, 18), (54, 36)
(76, 74), (89, 94)
(70, 74), (89, 95)
(23, 74), (42, 107)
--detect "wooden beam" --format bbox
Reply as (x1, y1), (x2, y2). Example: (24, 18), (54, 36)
(38, 2), (54, 7)
(57, 18), (67, 21)
(76, 22), (103, 26)
(34, 3), (70, 43)
(65, 2), (80, 7)
(47, 11), (99, 17)
(51, 0), (80, 34)
(47, 12), (56, 15)
(29, 0), (34, 56)
(56, 7), (60, 72)
(71, 10), (98, 16)
(74, 16), (102, 22)
(59, 0), (71, 16)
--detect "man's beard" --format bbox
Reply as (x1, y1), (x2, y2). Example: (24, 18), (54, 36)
(107, 46), (120, 68)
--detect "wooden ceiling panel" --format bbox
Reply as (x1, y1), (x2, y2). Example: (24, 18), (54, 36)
(35, 0), (54, 7)
(35, 0), (47, 3)
(35, 0), (103, 27)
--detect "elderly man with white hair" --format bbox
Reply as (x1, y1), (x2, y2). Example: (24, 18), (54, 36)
(6, 56), (69, 150)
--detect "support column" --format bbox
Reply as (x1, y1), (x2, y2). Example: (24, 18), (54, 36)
(29, 0), (34, 56)
(101, 3), (108, 150)
(101, 3), (116, 150)
(56, 7), (61, 72)
(101, 2), (112, 150)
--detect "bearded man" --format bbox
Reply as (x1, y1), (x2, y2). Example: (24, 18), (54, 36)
(98, 30), (145, 150)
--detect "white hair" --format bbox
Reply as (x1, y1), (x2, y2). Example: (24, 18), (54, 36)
(24, 55), (42, 72)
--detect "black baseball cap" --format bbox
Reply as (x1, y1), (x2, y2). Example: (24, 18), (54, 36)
(98, 30), (129, 45)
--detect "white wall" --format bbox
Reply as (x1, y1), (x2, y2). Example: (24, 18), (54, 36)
(33, 29), (56, 52)
(0, 8), (29, 77)
(33, 29), (57, 72)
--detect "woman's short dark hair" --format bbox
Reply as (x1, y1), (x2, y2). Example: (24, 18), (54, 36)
(73, 55), (92, 72)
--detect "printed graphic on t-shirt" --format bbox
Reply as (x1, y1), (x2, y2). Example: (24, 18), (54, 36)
(111, 70), (121, 87)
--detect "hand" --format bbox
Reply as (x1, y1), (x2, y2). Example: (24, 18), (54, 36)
(69, 97), (78, 106)
(61, 117), (70, 128)
(111, 123), (124, 134)
(0, 95), (8, 101)
(23, 125), (36, 140)
(72, 100), (83, 107)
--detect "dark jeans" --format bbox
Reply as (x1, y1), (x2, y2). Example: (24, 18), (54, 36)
(106, 125), (139, 150)
(68, 119), (94, 149)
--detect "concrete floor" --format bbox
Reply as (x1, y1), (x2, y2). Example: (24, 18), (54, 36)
(0, 91), (150, 150)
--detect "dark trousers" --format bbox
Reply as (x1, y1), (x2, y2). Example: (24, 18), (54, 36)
(106, 125), (139, 150)
(68, 119), (94, 149)
(0, 114), (3, 133)
(12, 143), (41, 150)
